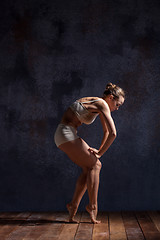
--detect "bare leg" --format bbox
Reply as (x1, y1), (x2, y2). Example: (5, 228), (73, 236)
(58, 138), (101, 224)
(67, 168), (88, 222)
(86, 160), (102, 224)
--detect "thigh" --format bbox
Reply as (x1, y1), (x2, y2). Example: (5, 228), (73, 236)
(58, 138), (97, 168)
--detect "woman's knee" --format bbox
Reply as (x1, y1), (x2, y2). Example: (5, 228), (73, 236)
(90, 159), (102, 170)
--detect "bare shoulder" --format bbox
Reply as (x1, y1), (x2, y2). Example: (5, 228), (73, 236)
(77, 96), (98, 102)
(95, 98), (110, 112)
(77, 96), (110, 113)
(77, 96), (104, 103)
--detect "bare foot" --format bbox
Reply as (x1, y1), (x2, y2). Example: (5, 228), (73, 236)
(86, 205), (101, 224)
(68, 219), (79, 223)
(66, 203), (78, 223)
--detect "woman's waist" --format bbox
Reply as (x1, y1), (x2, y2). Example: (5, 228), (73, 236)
(60, 120), (80, 129)
(60, 113), (81, 129)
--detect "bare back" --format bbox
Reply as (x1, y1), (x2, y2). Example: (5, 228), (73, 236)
(61, 97), (102, 128)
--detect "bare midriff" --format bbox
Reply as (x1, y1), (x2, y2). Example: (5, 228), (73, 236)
(60, 107), (82, 129)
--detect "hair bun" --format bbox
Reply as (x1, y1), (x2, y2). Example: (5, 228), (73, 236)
(103, 82), (125, 99)
(105, 83), (116, 90)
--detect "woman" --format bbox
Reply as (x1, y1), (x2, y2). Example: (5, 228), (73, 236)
(54, 83), (125, 224)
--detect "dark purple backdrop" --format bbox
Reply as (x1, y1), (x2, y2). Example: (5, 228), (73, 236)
(0, 0), (160, 211)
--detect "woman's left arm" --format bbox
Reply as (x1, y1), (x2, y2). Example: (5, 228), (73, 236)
(98, 113), (109, 151)
(88, 99), (117, 158)
(96, 99), (117, 157)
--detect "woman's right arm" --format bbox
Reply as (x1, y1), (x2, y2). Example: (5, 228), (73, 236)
(97, 101), (117, 157)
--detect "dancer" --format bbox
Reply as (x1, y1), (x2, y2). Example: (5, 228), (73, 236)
(54, 83), (125, 223)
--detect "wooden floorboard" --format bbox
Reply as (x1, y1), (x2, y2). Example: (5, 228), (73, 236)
(92, 212), (109, 240)
(122, 211), (145, 240)
(0, 211), (160, 239)
(109, 212), (127, 240)
(148, 211), (160, 232)
(75, 212), (93, 240)
(136, 212), (160, 240)
(0, 212), (31, 239)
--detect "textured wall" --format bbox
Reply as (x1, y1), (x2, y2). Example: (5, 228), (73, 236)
(0, 0), (160, 211)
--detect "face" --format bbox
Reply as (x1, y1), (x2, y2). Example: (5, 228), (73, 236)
(108, 95), (125, 112)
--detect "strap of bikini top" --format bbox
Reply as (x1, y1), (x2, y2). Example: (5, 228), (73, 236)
(80, 99), (101, 104)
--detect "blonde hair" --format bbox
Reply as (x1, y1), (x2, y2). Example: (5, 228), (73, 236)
(103, 83), (125, 99)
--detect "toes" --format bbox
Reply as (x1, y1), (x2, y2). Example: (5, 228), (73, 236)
(86, 205), (100, 224)
(93, 220), (101, 224)
(67, 203), (78, 221)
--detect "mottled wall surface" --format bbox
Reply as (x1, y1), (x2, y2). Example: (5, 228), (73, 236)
(0, 0), (160, 211)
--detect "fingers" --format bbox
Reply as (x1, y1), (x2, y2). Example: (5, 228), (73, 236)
(88, 148), (101, 159)
(88, 148), (96, 154)
(88, 148), (98, 153)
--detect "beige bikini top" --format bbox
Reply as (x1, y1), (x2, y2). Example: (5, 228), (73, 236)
(69, 99), (100, 125)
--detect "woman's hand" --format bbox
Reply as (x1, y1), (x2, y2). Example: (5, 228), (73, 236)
(88, 147), (101, 159)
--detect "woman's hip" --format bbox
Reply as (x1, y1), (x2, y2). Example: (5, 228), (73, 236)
(54, 124), (79, 147)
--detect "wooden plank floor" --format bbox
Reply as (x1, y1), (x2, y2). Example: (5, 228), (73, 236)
(0, 211), (160, 239)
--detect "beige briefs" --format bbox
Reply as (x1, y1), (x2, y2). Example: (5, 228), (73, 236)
(54, 124), (79, 147)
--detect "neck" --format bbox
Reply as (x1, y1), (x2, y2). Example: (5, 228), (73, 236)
(101, 96), (111, 112)
(101, 96), (108, 102)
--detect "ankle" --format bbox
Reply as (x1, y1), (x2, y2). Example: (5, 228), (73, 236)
(67, 202), (78, 209)
(88, 204), (97, 210)
(86, 204), (97, 211)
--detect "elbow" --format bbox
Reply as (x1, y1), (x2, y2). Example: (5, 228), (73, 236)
(103, 129), (109, 136)
(110, 131), (117, 138)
